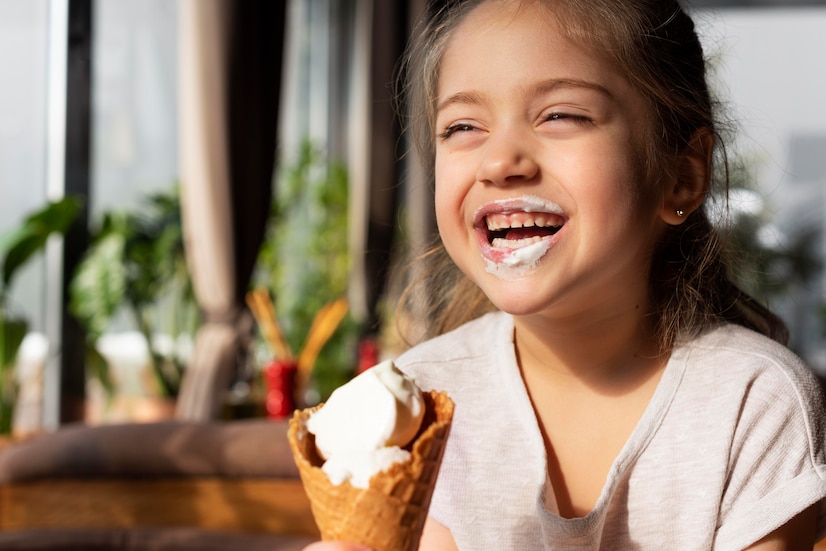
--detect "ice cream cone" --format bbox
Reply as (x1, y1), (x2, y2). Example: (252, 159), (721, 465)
(288, 390), (454, 551)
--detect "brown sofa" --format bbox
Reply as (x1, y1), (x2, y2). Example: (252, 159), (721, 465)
(0, 419), (318, 550)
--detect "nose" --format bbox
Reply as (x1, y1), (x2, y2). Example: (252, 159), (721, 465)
(475, 127), (539, 186)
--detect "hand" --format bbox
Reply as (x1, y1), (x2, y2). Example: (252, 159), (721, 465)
(302, 543), (373, 551)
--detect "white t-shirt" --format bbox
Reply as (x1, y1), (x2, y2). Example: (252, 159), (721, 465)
(396, 311), (826, 550)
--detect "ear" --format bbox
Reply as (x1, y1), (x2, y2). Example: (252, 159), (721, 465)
(660, 128), (713, 225)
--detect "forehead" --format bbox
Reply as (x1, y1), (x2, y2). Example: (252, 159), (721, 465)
(436, 0), (628, 101)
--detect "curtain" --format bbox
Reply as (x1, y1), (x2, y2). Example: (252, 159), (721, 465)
(348, 0), (420, 335)
(176, 0), (285, 420)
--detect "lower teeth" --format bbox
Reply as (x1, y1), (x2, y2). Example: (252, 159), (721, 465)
(491, 236), (543, 249)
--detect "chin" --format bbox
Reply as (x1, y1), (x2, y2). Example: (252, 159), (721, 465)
(475, 275), (552, 317)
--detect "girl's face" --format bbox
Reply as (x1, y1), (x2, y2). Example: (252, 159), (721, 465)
(434, 0), (671, 323)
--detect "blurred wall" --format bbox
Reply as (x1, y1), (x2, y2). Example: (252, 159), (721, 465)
(698, 6), (826, 369)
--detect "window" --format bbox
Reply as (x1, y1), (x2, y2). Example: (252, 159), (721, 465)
(0, 0), (51, 332)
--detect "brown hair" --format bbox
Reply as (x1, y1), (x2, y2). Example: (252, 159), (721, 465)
(395, 0), (787, 348)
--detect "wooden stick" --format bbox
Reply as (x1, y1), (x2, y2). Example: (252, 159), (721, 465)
(296, 298), (349, 384)
(245, 291), (276, 354)
(245, 288), (292, 360)
(256, 289), (293, 359)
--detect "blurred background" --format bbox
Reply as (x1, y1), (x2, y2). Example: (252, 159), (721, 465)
(1, 0), (824, 437)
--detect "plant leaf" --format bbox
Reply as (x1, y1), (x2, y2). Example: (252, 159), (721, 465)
(85, 344), (115, 398)
(0, 196), (82, 291)
(69, 233), (128, 339)
(1, 229), (42, 290)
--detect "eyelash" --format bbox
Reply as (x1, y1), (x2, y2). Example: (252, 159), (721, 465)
(438, 113), (591, 140)
(544, 112), (592, 125)
(438, 124), (474, 140)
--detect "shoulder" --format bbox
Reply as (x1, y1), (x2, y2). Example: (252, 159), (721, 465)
(681, 323), (822, 400)
(685, 323), (797, 359)
(677, 323), (826, 474)
(394, 311), (511, 390)
(671, 323), (826, 482)
(396, 311), (509, 366)
(681, 326), (826, 547)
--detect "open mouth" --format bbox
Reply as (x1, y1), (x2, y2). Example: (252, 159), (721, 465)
(484, 211), (564, 249)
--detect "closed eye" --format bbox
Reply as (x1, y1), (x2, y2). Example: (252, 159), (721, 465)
(544, 112), (592, 126)
(438, 123), (478, 140)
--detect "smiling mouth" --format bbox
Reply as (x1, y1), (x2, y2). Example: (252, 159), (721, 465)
(485, 211), (564, 248)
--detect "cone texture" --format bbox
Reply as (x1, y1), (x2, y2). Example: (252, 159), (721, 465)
(288, 390), (454, 551)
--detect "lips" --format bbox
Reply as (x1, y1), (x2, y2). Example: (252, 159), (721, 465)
(473, 196), (566, 254)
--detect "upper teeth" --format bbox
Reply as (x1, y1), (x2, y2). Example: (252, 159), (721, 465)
(486, 212), (559, 231)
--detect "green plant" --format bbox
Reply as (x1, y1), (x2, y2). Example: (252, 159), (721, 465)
(720, 162), (821, 306)
(727, 209), (820, 302)
(720, 166), (823, 354)
(253, 141), (358, 400)
(0, 196), (81, 433)
(69, 188), (198, 399)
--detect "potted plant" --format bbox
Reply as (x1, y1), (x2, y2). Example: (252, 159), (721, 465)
(252, 141), (358, 403)
(0, 196), (81, 434)
(69, 187), (198, 407)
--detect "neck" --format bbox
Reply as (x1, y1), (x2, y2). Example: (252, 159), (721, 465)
(513, 302), (667, 396)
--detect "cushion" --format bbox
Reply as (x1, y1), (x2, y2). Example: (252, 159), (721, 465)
(0, 419), (299, 483)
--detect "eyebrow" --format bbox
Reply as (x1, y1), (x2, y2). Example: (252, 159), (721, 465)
(435, 90), (485, 114)
(436, 78), (614, 113)
(533, 78), (614, 99)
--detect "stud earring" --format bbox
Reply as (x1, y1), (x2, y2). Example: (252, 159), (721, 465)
(676, 209), (685, 217)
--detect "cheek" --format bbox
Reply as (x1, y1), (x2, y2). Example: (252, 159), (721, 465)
(434, 183), (461, 248)
(434, 161), (466, 228)
(590, 162), (663, 246)
(433, 165), (476, 271)
(583, 139), (653, 208)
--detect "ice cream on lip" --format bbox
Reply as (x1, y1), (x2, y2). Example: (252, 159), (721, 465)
(474, 195), (566, 279)
(305, 359), (425, 488)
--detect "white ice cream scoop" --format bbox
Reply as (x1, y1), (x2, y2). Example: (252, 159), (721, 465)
(306, 359), (425, 487)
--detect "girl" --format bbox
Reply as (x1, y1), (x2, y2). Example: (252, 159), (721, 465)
(308, 0), (826, 548)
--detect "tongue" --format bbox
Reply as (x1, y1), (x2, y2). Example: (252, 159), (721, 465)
(505, 227), (553, 240)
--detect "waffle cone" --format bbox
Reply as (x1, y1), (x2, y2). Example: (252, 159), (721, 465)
(288, 390), (454, 551)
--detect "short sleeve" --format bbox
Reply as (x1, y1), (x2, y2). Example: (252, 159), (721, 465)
(714, 358), (826, 549)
